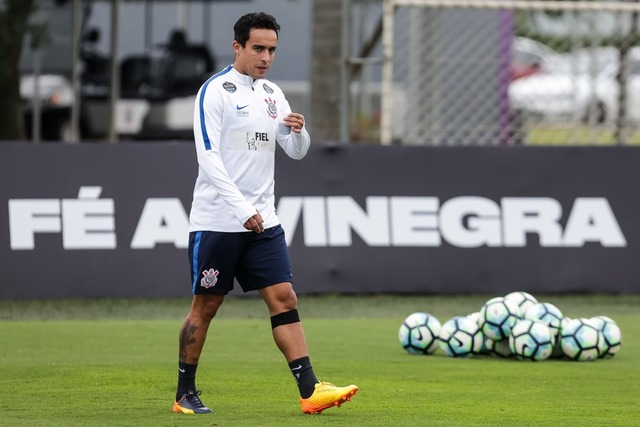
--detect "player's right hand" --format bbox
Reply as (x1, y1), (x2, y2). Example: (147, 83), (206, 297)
(244, 212), (264, 233)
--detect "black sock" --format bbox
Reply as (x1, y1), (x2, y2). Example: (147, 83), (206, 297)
(289, 356), (318, 399)
(176, 362), (198, 401)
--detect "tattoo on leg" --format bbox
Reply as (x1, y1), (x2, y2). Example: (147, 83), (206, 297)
(178, 320), (198, 363)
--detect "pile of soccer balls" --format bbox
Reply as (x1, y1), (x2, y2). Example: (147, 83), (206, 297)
(398, 291), (622, 361)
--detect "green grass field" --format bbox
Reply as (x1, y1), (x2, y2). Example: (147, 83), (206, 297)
(1, 294), (639, 426)
(526, 124), (640, 146)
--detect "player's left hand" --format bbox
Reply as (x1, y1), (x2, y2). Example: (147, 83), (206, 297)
(283, 113), (304, 134)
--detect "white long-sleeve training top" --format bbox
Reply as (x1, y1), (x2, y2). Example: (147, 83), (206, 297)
(189, 65), (310, 232)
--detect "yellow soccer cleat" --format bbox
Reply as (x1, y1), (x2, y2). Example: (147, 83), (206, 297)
(172, 390), (213, 414)
(300, 381), (359, 414)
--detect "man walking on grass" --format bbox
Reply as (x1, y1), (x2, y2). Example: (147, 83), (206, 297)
(172, 12), (358, 415)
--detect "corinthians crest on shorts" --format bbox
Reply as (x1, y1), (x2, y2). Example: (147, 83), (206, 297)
(265, 97), (277, 119)
(201, 268), (219, 288)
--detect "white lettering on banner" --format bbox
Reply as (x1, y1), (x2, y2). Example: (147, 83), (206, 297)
(502, 198), (563, 247)
(130, 198), (189, 248)
(391, 197), (440, 246)
(7, 192), (626, 250)
(563, 198), (627, 246)
(9, 187), (116, 250)
(62, 186), (116, 249)
(327, 197), (390, 246)
(439, 197), (501, 248)
(9, 199), (61, 250)
(278, 196), (627, 248)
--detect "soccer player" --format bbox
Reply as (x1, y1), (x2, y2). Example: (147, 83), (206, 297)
(172, 12), (358, 415)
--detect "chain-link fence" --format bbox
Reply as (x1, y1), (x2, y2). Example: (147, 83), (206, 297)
(373, 0), (640, 146)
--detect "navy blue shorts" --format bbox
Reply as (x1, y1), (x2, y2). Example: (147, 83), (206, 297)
(188, 225), (293, 295)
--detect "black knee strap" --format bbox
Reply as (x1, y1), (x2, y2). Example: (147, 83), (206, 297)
(271, 309), (300, 329)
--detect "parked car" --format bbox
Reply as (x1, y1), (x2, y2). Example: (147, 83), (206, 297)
(511, 36), (560, 81)
(21, 29), (215, 141)
(21, 74), (75, 141)
(509, 47), (640, 124)
(21, 73), (152, 141)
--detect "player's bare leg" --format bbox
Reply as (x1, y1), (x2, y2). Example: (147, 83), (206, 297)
(179, 294), (224, 364)
(260, 283), (358, 414)
(259, 282), (308, 361)
(173, 294), (223, 414)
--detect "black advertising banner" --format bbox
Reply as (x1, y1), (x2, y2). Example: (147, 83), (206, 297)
(1, 143), (638, 299)
(0, 143), (196, 299)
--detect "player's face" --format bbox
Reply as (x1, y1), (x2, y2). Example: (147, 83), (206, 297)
(233, 28), (278, 80)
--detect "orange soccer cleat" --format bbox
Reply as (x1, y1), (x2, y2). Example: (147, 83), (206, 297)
(300, 381), (358, 414)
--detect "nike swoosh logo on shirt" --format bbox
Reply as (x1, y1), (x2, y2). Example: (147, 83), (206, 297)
(236, 104), (249, 110)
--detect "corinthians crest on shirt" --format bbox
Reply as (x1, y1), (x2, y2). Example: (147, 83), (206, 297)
(200, 268), (219, 288)
(265, 97), (277, 119)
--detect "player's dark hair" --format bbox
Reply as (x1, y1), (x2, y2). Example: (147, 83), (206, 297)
(234, 12), (280, 47)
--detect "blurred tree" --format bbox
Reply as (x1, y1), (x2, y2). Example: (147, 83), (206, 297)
(309, 0), (342, 141)
(0, 0), (36, 141)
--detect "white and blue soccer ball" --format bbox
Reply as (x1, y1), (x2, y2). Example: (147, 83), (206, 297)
(559, 318), (604, 361)
(398, 312), (441, 355)
(524, 302), (563, 341)
(551, 316), (573, 358)
(504, 291), (538, 315)
(484, 337), (513, 358)
(466, 312), (490, 355)
(589, 315), (615, 328)
(439, 316), (483, 357)
(466, 311), (482, 326)
(509, 319), (554, 361)
(560, 316), (574, 331)
(589, 316), (622, 358)
(479, 297), (522, 341)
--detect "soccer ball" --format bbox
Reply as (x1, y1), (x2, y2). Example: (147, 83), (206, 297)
(524, 302), (563, 341)
(479, 297), (522, 341)
(484, 337), (513, 357)
(589, 316), (622, 358)
(504, 291), (538, 314)
(590, 315), (616, 327)
(439, 316), (483, 357)
(560, 316), (574, 330)
(466, 311), (482, 326)
(466, 312), (490, 355)
(551, 317), (573, 358)
(559, 318), (604, 361)
(509, 319), (554, 361)
(398, 312), (441, 355)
